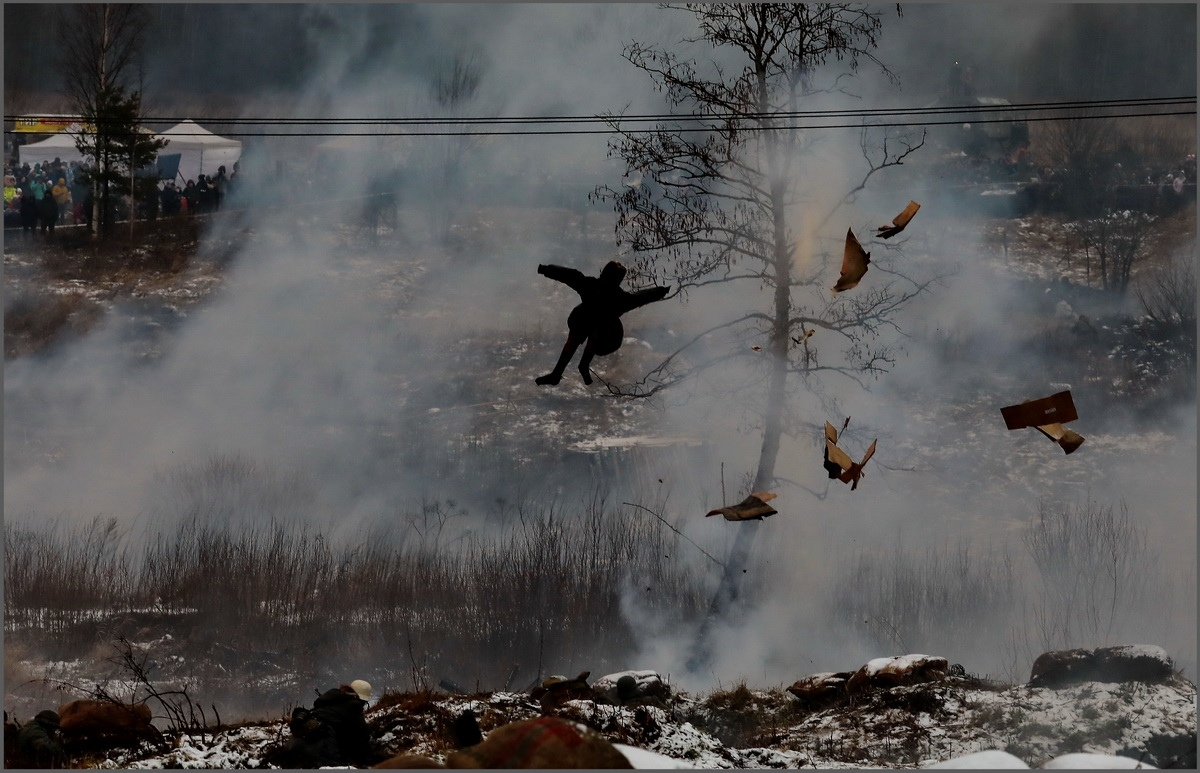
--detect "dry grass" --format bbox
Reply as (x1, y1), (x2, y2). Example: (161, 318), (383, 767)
(3, 217), (213, 359)
(691, 683), (808, 748)
(829, 543), (1017, 659)
(3, 288), (106, 359)
(1026, 115), (1195, 172)
(4, 471), (709, 713)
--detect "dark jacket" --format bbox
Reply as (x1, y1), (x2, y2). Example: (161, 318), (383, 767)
(538, 262), (669, 319)
(17, 710), (67, 768)
(20, 188), (39, 228)
(311, 688), (371, 763)
(539, 262), (670, 355)
(160, 185), (181, 216)
(38, 192), (58, 227)
(286, 688), (371, 767)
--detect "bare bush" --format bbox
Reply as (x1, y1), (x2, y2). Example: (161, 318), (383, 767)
(1115, 115), (1196, 172)
(829, 543), (1016, 658)
(1134, 248), (1197, 366)
(4, 516), (136, 632)
(1022, 496), (1151, 652)
(5, 490), (709, 710)
(1071, 209), (1160, 294)
(1038, 117), (1119, 217)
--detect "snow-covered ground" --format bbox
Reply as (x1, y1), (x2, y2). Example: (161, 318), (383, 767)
(67, 668), (1195, 769)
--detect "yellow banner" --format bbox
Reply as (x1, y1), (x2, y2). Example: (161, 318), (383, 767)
(13, 115), (83, 133)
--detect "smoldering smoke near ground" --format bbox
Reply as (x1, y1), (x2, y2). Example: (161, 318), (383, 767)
(3, 3), (1195, 699)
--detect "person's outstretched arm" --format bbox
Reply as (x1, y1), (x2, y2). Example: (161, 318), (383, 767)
(537, 264), (590, 295)
(616, 285), (670, 315)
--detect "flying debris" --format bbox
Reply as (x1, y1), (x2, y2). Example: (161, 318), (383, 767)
(822, 419), (849, 480)
(535, 261), (670, 386)
(823, 419), (877, 490)
(1000, 390), (1086, 454)
(833, 228), (870, 293)
(875, 200), (921, 239)
(705, 491), (778, 521)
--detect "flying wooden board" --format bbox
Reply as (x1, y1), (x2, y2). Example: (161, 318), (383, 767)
(875, 200), (921, 239)
(833, 228), (870, 293)
(1000, 390), (1085, 454)
(823, 420), (877, 490)
(705, 491), (778, 521)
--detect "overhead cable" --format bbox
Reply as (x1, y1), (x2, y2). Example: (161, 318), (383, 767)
(8, 95), (1191, 126)
(6, 96), (1194, 137)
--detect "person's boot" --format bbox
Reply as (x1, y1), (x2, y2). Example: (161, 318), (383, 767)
(537, 340), (578, 386)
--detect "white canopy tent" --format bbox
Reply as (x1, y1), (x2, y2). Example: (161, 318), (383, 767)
(155, 120), (242, 184)
(17, 126), (88, 168)
(18, 119), (242, 185)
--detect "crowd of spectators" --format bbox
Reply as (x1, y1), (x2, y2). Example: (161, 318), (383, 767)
(4, 156), (243, 236)
(3, 156), (91, 237)
(1108, 153), (1197, 191)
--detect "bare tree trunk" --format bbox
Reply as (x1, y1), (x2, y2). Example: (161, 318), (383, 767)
(688, 130), (792, 674)
(603, 4), (918, 675)
(754, 172), (794, 491)
(92, 179), (101, 234)
(129, 153), (135, 239)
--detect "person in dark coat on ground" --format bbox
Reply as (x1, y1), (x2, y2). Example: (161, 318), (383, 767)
(16, 710), (68, 768)
(38, 187), (58, 236)
(212, 166), (228, 211)
(284, 680), (374, 767)
(20, 182), (40, 239)
(535, 260), (670, 386)
(195, 175), (212, 213)
(181, 180), (197, 214)
(160, 181), (181, 217)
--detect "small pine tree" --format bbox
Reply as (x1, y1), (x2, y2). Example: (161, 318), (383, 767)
(73, 87), (167, 235)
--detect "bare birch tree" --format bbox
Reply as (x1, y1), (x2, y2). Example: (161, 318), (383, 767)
(590, 3), (931, 669)
(56, 4), (155, 236)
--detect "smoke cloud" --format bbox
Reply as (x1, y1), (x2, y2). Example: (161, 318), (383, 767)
(4, 4), (1195, 692)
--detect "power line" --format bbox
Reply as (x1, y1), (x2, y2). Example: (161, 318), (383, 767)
(5, 96), (1194, 138)
(7, 95), (1192, 126)
(15, 110), (1191, 139)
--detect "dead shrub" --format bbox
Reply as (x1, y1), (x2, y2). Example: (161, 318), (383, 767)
(3, 289), (103, 358)
(5, 468), (710, 712)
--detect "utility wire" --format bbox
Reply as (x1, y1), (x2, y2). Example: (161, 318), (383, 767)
(7, 95), (1193, 127)
(15, 109), (1193, 139)
(6, 96), (1194, 137)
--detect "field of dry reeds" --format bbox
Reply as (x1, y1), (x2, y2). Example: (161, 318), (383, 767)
(4, 455), (715, 715)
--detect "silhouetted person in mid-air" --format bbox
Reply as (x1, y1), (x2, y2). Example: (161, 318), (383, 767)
(536, 260), (669, 386)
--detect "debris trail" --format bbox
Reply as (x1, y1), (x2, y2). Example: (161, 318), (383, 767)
(622, 502), (725, 568)
(832, 227), (871, 293)
(875, 200), (921, 239)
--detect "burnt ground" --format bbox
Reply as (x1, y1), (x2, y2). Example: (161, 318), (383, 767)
(4, 216), (235, 361)
(6, 204), (1194, 418)
(3, 205), (1196, 766)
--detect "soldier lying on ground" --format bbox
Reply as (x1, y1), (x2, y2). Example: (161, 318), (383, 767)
(15, 710), (68, 769)
(281, 679), (376, 767)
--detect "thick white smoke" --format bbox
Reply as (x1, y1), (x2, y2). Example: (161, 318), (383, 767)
(4, 4), (1194, 692)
